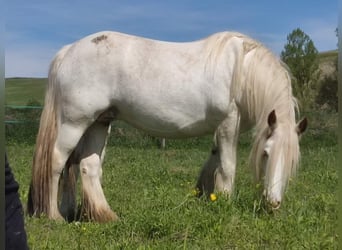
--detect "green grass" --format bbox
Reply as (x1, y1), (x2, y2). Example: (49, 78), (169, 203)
(6, 119), (337, 249)
(5, 78), (47, 105)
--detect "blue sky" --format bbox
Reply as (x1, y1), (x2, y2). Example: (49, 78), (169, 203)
(5, 1), (338, 77)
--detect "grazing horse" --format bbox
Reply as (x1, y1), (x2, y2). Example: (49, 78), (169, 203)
(27, 31), (307, 222)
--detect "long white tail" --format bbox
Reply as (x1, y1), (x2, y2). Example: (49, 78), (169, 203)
(27, 45), (71, 216)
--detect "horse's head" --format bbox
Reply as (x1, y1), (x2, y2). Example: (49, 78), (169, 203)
(252, 110), (307, 210)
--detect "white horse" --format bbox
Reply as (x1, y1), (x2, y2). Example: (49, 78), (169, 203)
(27, 31), (307, 222)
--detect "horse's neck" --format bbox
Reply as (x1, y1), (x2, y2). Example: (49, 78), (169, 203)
(233, 85), (260, 131)
(235, 87), (295, 135)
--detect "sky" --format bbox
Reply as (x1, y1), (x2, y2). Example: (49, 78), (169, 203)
(5, 1), (338, 77)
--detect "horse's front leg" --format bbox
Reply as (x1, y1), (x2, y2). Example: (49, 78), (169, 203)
(214, 103), (240, 196)
(196, 103), (240, 197)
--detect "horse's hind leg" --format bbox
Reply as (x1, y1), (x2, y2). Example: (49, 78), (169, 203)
(78, 121), (118, 222)
(50, 123), (89, 220)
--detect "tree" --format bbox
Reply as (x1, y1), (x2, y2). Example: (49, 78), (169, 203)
(281, 28), (320, 111)
(316, 73), (338, 112)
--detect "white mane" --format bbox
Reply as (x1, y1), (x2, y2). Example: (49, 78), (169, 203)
(235, 35), (301, 184)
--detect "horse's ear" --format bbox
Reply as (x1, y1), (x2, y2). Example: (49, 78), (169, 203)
(296, 117), (308, 135)
(267, 110), (277, 131)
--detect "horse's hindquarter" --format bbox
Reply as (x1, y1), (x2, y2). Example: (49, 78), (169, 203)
(58, 32), (233, 138)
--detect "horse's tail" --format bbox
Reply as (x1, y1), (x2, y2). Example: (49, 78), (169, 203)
(27, 45), (71, 216)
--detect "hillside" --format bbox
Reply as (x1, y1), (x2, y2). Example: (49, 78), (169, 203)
(5, 78), (47, 105)
(318, 50), (338, 79)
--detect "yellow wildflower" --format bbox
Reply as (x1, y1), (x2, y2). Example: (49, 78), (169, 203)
(210, 193), (217, 201)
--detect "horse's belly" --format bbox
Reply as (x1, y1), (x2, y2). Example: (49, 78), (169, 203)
(116, 101), (228, 138)
(121, 115), (222, 138)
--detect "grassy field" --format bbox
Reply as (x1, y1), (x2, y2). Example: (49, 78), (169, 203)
(5, 78), (47, 105)
(5, 70), (338, 248)
(6, 113), (338, 249)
